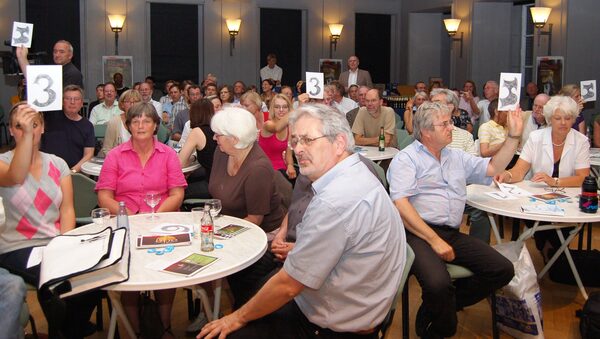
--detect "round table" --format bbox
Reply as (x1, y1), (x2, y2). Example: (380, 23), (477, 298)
(467, 181), (600, 299)
(75, 212), (267, 338)
(80, 158), (201, 176)
(354, 146), (399, 161)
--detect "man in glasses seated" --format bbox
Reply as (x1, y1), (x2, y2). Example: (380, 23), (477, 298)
(199, 103), (406, 339)
(387, 101), (522, 338)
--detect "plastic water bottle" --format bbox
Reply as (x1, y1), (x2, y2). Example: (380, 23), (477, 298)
(579, 176), (598, 213)
(117, 201), (129, 229)
(201, 205), (214, 251)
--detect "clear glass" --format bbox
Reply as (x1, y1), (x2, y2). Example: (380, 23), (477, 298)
(191, 207), (204, 239)
(91, 208), (110, 227)
(144, 191), (161, 220)
(207, 199), (222, 218)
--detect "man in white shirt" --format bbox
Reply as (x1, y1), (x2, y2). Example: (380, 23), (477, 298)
(260, 54), (283, 87)
(139, 82), (162, 117)
(89, 83), (120, 125)
(476, 81), (499, 126)
(338, 56), (373, 89)
(330, 81), (358, 114)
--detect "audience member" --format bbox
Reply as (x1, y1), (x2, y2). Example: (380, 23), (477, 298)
(172, 85), (203, 142)
(352, 89), (398, 148)
(101, 89), (142, 156)
(233, 81), (246, 103)
(113, 72), (129, 97)
(89, 83), (105, 113)
(139, 81), (163, 119)
(415, 81), (427, 94)
(388, 101), (517, 338)
(16, 40), (83, 88)
(478, 99), (508, 157)
(476, 80), (499, 125)
(260, 79), (276, 108)
(203, 82), (218, 97)
(89, 82), (120, 125)
(41, 85), (95, 172)
(240, 91), (266, 130)
(404, 91), (428, 134)
(338, 55), (373, 89)
(199, 103), (405, 339)
(260, 53), (283, 87)
(347, 84), (359, 102)
(558, 84), (586, 135)
(330, 81), (359, 114)
(432, 88), (473, 134)
(259, 94), (296, 181)
(520, 82), (539, 111)
(145, 76), (163, 102)
(96, 103), (186, 338)
(219, 85), (234, 104)
(159, 80), (176, 105)
(521, 93), (550, 151)
(458, 80), (480, 124)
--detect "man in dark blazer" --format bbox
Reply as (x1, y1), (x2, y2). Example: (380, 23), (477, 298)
(338, 55), (373, 89)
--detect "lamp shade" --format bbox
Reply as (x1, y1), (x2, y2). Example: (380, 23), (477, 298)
(443, 19), (461, 35)
(329, 24), (344, 37)
(108, 15), (126, 31)
(530, 7), (551, 28)
(226, 19), (242, 34)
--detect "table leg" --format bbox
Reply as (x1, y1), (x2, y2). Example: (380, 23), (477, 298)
(213, 278), (222, 320)
(537, 225), (588, 299)
(107, 290), (137, 339)
(488, 213), (502, 244)
(517, 221), (540, 242)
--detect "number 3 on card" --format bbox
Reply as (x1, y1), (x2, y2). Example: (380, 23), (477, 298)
(26, 65), (63, 111)
(306, 72), (324, 99)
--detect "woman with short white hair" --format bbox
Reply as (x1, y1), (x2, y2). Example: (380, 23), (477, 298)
(209, 107), (286, 307)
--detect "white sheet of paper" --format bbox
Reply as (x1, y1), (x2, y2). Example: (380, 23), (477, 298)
(26, 65), (62, 111)
(498, 72), (522, 110)
(11, 22), (33, 48)
(581, 80), (597, 102)
(306, 72), (324, 99)
(485, 191), (518, 200)
(27, 246), (45, 268)
(498, 183), (531, 197)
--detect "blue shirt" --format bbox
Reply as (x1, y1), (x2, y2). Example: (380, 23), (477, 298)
(284, 153), (406, 332)
(388, 140), (491, 228)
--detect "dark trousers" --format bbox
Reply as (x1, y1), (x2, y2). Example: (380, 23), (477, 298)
(228, 250), (280, 309)
(0, 247), (98, 339)
(227, 299), (378, 339)
(407, 226), (514, 337)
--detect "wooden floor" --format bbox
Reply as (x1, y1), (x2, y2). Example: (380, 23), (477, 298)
(25, 221), (597, 338)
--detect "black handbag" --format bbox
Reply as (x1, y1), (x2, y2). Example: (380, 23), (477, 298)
(139, 292), (165, 339)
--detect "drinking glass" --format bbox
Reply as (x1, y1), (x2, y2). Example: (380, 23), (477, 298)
(91, 208), (110, 228)
(207, 199), (222, 218)
(145, 191), (161, 220)
(191, 207), (204, 239)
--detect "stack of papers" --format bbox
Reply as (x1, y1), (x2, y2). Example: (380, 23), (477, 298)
(521, 204), (565, 216)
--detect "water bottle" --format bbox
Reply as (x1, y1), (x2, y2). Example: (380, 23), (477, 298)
(117, 201), (129, 229)
(579, 176), (598, 213)
(201, 205), (214, 251)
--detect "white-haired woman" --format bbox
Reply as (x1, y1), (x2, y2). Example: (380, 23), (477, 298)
(496, 95), (590, 260)
(209, 107), (286, 307)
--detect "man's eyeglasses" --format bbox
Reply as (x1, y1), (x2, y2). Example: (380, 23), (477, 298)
(432, 120), (454, 128)
(289, 135), (327, 148)
(64, 97), (82, 102)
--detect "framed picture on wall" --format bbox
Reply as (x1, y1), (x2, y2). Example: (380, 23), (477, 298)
(102, 56), (133, 88)
(319, 59), (342, 85)
(536, 56), (563, 96)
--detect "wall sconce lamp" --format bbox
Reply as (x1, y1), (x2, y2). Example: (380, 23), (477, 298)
(226, 19), (241, 56)
(108, 14), (126, 55)
(530, 7), (553, 55)
(443, 18), (463, 58)
(328, 23), (343, 58)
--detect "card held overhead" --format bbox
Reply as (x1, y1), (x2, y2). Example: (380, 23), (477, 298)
(12, 22), (33, 48)
(581, 80), (596, 103)
(498, 73), (522, 111)
(27, 65), (62, 111)
(306, 72), (324, 99)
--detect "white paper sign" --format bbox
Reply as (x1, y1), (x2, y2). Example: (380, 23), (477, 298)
(11, 22), (33, 48)
(26, 65), (62, 111)
(498, 72), (522, 111)
(581, 80), (596, 102)
(306, 72), (324, 99)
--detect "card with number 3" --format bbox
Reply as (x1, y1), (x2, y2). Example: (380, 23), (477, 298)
(306, 72), (324, 99)
(11, 22), (34, 48)
(27, 65), (63, 111)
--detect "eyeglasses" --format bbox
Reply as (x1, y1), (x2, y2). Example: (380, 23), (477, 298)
(289, 135), (328, 148)
(432, 120), (454, 128)
(544, 186), (566, 194)
(64, 97), (82, 102)
(273, 105), (288, 110)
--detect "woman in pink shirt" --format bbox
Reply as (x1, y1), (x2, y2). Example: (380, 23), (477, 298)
(96, 102), (186, 338)
(258, 94), (296, 181)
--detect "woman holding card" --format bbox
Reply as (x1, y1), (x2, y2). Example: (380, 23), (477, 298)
(0, 102), (96, 338)
(495, 96), (590, 260)
(97, 102), (187, 338)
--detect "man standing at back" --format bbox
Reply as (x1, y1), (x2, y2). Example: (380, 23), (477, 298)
(338, 55), (373, 89)
(198, 103), (406, 339)
(260, 53), (283, 88)
(16, 40), (84, 88)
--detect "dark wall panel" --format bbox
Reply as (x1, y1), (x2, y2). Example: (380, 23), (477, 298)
(355, 13), (391, 84)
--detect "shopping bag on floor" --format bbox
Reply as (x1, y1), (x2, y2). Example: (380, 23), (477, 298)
(494, 241), (544, 339)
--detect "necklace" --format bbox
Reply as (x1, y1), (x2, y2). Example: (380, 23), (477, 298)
(552, 141), (565, 147)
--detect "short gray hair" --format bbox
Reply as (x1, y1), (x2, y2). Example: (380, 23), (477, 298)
(289, 103), (355, 152)
(413, 101), (450, 141)
(543, 95), (579, 124)
(413, 91), (429, 102)
(430, 88), (458, 108)
(211, 106), (257, 149)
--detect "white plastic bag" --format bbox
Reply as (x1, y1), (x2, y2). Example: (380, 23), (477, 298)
(494, 241), (544, 339)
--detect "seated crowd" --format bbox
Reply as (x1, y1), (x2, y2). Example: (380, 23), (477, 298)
(0, 46), (594, 339)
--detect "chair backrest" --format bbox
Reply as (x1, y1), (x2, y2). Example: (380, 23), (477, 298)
(396, 128), (414, 150)
(94, 124), (107, 139)
(72, 173), (98, 219)
(365, 158), (388, 190)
